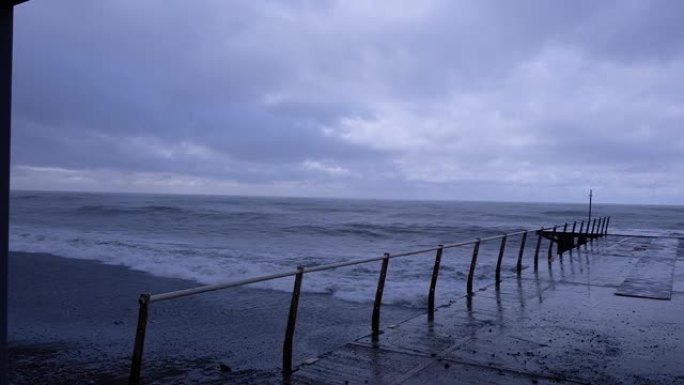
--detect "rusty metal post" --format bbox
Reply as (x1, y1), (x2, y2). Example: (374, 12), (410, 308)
(495, 236), (507, 287)
(604, 217), (610, 235)
(599, 217), (606, 236)
(427, 246), (443, 320)
(516, 231), (527, 275)
(282, 266), (304, 374)
(129, 294), (151, 385)
(372, 254), (390, 340)
(590, 218), (597, 240)
(570, 221), (577, 250)
(466, 240), (481, 296)
(602, 217), (608, 236)
(559, 223), (568, 257)
(598, 217), (605, 237)
(579, 220), (586, 245)
(534, 227), (543, 271)
(547, 225), (557, 258)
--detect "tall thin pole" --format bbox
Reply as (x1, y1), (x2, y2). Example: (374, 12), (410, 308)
(1, 5), (15, 385)
(588, 189), (593, 224)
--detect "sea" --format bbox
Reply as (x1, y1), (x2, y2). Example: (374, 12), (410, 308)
(9, 190), (684, 308)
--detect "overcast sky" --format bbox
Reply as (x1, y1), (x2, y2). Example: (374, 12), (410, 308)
(9, 0), (684, 204)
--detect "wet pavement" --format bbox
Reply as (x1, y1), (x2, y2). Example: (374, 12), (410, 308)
(234, 235), (684, 385)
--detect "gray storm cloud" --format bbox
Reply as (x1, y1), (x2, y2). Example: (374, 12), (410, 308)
(10, 0), (684, 203)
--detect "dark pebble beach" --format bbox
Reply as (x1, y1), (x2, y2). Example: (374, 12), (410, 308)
(8, 252), (421, 384)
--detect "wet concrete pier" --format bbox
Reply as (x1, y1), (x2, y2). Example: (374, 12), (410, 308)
(238, 234), (684, 385)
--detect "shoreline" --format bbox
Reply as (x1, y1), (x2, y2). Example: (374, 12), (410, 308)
(8, 252), (421, 384)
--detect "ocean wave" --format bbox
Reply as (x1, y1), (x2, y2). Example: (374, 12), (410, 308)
(75, 204), (193, 216)
(8, 226), (482, 309)
(12, 194), (43, 200)
(10, 191), (684, 309)
(542, 210), (587, 216)
(281, 223), (482, 240)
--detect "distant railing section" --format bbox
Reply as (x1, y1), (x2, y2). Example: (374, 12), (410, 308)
(129, 216), (611, 384)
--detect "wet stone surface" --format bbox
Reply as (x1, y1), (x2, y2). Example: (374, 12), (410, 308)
(281, 235), (684, 385)
(615, 237), (678, 299)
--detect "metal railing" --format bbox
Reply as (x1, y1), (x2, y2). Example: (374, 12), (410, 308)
(128, 216), (610, 384)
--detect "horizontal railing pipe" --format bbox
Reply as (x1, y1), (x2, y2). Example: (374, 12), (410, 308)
(391, 246), (444, 258)
(300, 255), (386, 274)
(150, 270), (302, 303)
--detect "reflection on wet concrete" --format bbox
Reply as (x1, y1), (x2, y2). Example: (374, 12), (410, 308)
(615, 238), (678, 300)
(274, 235), (684, 385)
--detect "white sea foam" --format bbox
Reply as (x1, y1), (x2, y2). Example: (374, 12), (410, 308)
(10, 192), (683, 308)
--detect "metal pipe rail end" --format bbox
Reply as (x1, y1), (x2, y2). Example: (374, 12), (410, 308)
(129, 294), (151, 385)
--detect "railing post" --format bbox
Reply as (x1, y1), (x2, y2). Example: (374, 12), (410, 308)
(578, 220), (586, 247)
(591, 218), (598, 236)
(559, 223), (568, 257)
(603, 217), (608, 236)
(495, 236), (507, 287)
(605, 217), (610, 235)
(571, 221), (577, 234)
(428, 246), (443, 321)
(283, 266), (304, 375)
(599, 217), (605, 237)
(129, 293), (151, 385)
(516, 231), (527, 275)
(547, 225), (557, 258)
(466, 240), (481, 296)
(372, 253), (390, 340)
(591, 218), (597, 237)
(587, 220), (591, 236)
(534, 227), (543, 271)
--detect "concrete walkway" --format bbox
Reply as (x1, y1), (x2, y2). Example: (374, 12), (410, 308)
(267, 235), (684, 385)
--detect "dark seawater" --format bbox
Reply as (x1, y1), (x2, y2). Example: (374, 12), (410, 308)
(9, 191), (684, 307)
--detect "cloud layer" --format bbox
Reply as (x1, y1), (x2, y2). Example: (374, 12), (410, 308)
(11, 0), (684, 203)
